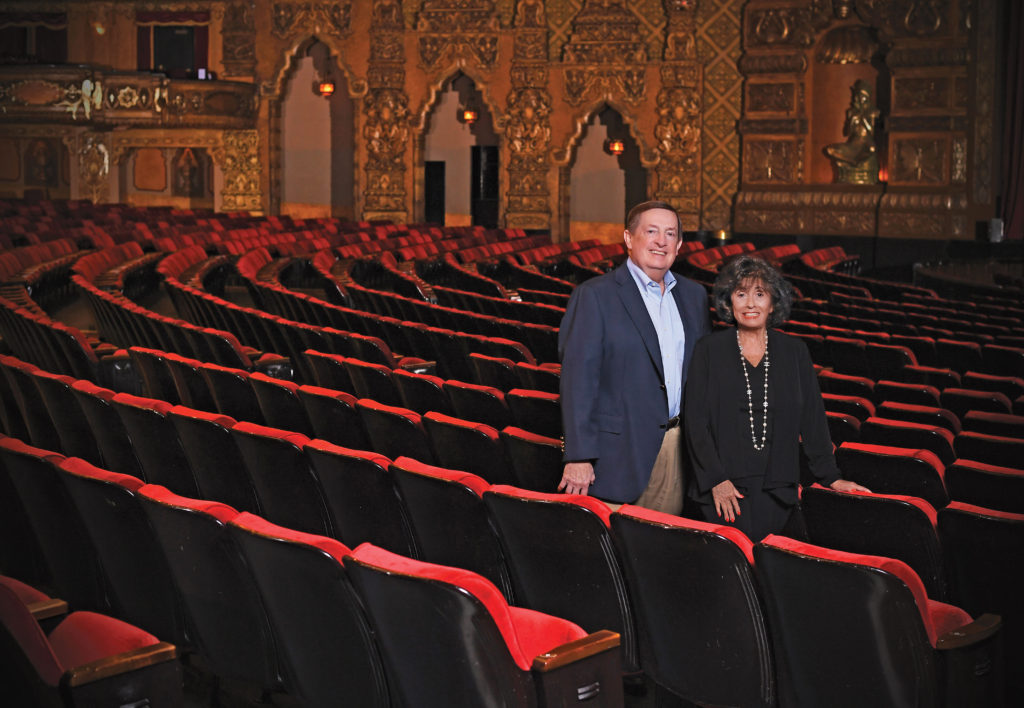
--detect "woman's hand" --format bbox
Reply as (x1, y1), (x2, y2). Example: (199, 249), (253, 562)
(830, 479), (871, 493)
(712, 480), (744, 522)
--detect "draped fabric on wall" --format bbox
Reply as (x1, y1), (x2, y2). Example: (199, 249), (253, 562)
(1001, 0), (1024, 239)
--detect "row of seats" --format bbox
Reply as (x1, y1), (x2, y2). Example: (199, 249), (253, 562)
(2, 434), (1010, 707)
(0, 441), (620, 707)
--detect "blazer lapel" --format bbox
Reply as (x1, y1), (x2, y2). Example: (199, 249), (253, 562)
(614, 264), (665, 382)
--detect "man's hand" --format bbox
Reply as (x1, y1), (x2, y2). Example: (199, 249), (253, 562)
(711, 479), (744, 523)
(559, 462), (595, 495)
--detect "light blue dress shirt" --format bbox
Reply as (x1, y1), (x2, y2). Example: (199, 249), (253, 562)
(625, 258), (686, 418)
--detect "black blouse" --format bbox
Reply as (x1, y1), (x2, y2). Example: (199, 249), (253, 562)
(684, 328), (841, 505)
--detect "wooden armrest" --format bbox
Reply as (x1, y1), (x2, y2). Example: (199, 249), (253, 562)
(936, 613), (1002, 650)
(27, 598), (68, 622)
(63, 641), (178, 688)
(532, 629), (619, 672)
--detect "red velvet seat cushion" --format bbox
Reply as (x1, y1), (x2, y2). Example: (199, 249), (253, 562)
(48, 611), (161, 671)
(348, 543), (585, 671)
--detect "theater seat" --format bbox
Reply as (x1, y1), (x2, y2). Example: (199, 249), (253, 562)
(389, 456), (513, 599)
(0, 581), (182, 708)
(345, 543), (623, 708)
(836, 442), (949, 510)
(610, 506), (774, 707)
(859, 416), (956, 465)
(295, 385), (371, 451)
(825, 411), (861, 444)
(483, 486), (640, 674)
(945, 459), (1024, 514)
(801, 484), (948, 600)
(356, 399), (436, 464)
(961, 410), (1024, 438)
(755, 535), (1001, 708)
(821, 393), (875, 421)
(227, 514), (390, 708)
(506, 388), (562, 439)
(940, 387), (1013, 420)
(422, 411), (515, 485)
(874, 379), (942, 407)
(876, 401), (962, 435)
(499, 426), (564, 492)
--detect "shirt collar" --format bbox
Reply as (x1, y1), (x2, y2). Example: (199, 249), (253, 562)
(626, 257), (676, 292)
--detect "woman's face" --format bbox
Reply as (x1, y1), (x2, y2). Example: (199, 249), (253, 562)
(731, 278), (774, 331)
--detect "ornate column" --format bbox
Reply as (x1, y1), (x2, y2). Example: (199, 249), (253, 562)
(221, 129), (263, 212)
(363, 0), (410, 222)
(654, 0), (702, 231)
(504, 0), (553, 231)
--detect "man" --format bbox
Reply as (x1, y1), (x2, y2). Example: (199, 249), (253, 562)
(558, 200), (711, 513)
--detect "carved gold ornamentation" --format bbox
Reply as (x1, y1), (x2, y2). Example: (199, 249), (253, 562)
(743, 139), (798, 184)
(561, 1), (647, 63)
(79, 133), (110, 204)
(418, 34), (499, 70)
(563, 68), (646, 106)
(271, 2), (352, 39)
(816, 25), (877, 64)
(746, 82), (795, 114)
(738, 52), (807, 76)
(221, 129), (262, 212)
(222, 2), (256, 77)
(514, 30), (547, 62)
(951, 136), (966, 184)
(891, 137), (945, 184)
(973, 0), (994, 204)
(825, 80), (880, 185)
(662, 0), (697, 61)
(893, 76), (951, 113)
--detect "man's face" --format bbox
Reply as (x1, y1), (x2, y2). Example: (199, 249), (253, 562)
(623, 208), (682, 283)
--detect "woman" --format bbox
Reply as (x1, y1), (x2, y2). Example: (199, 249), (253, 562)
(684, 256), (868, 541)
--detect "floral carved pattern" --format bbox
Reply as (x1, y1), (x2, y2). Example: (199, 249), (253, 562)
(416, 1), (500, 70)
(743, 140), (799, 184)
(892, 138), (946, 184)
(221, 130), (262, 211)
(561, 0), (647, 107)
(271, 2), (352, 39)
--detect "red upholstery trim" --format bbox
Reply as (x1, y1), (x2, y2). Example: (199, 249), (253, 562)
(59, 457), (145, 492)
(445, 380), (507, 402)
(393, 369), (446, 388)
(423, 411), (499, 439)
(0, 583), (63, 685)
(250, 371), (300, 393)
(231, 421), (310, 448)
(499, 426), (560, 445)
(506, 388), (559, 402)
(0, 436), (64, 463)
(111, 392), (174, 415)
(838, 442), (945, 478)
(304, 438), (392, 468)
(807, 483), (937, 527)
(392, 456), (490, 497)
(71, 379), (115, 399)
(760, 534), (959, 645)
(356, 398), (422, 424)
(944, 501), (1024, 521)
(137, 483), (238, 523)
(230, 512), (350, 565)
(615, 504), (755, 564)
(48, 611), (160, 671)
(864, 416), (955, 445)
(298, 385), (358, 406)
(0, 575), (50, 605)
(168, 405), (237, 428)
(487, 484), (612, 527)
(949, 458), (1024, 479)
(348, 543), (585, 671)
(926, 599), (973, 640)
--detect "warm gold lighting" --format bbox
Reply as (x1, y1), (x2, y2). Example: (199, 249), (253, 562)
(317, 80), (336, 97)
(461, 108), (478, 124)
(606, 138), (625, 156)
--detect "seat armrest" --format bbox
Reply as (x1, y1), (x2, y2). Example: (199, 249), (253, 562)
(63, 641), (179, 688)
(61, 641), (182, 706)
(936, 613), (1003, 708)
(28, 598), (68, 622)
(532, 630), (623, 706)
(254, 355), (293, 380)
(399, 359), (437, 375)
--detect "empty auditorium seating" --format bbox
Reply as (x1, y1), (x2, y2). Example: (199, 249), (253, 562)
(954, 430), (1024, 469)
(875, 401), (962, 435)
(859, 416), (956, 465)
(755, 535), (1001, 707)
(835, 442), (949, 510)
(345, 543), (623, 707)
(506, 388), (562, 438)
(483, 486), (640, 674)
(295, 384), (371, 450)
(226, 514), (390, 707)
(944, 459), (1024, 514)
(356, 399), (436, 464)
(610, 506), (774, 707)
(0, 580), (182, 707)
(110, 392), (200, 496)
(389, 456), (513, 598)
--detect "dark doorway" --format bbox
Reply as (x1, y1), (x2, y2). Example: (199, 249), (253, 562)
(471, 145), (499, 228)
(424, 161), (446, 225)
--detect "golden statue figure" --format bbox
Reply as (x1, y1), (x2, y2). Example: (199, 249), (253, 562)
(825, 79), (880, 185)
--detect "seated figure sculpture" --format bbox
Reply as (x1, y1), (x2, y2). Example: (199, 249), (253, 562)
(825, 79), (880, 185)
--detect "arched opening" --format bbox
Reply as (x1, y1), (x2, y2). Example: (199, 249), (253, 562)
(422, 72), (499, 227)
(568, 105), (646, 243)
(279, 38), (355, 219)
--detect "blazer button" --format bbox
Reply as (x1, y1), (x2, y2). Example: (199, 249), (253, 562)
(659, 384), (666, 391)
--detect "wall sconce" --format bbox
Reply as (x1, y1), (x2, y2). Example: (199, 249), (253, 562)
(317, 80), (336, 97)
(460, 107), (479, 124)
(878, 165), (889, 183)
(605, 138), (625, 156)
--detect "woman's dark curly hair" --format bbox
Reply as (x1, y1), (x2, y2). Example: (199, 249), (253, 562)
(712, 255), (793, 327)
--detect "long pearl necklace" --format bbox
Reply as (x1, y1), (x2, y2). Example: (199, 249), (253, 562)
(737, 329), (769, 451)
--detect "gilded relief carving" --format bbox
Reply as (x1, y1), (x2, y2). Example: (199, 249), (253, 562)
(744, 140), (798, 184)
(561, 0), (648, 107)
(825, 80), (880, 185)
(563, 68), (646, 106)
(662, 0), (697, 61)
(737, 53), (807, 76)
(222, 2), (256, 77)
(654, 87), (700, 164)
(892, 137), (945, 183)
(893, 77), (950, 112)
(271, 2), (352, 39)
(972, 0), (994, 204)
(951, 136), (966, 184)
(415, 1), (500, 69)
(746, 83), (795, 114)
(79, 133), (110, 204)
(221, 130), (262, 211)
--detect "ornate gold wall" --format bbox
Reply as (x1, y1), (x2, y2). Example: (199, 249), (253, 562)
(0, 1), (999, 241)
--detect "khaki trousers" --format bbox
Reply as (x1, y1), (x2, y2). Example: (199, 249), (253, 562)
(606, 426), (684, 515)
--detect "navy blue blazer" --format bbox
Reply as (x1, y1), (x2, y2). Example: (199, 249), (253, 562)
(558, 261), (711, 502)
